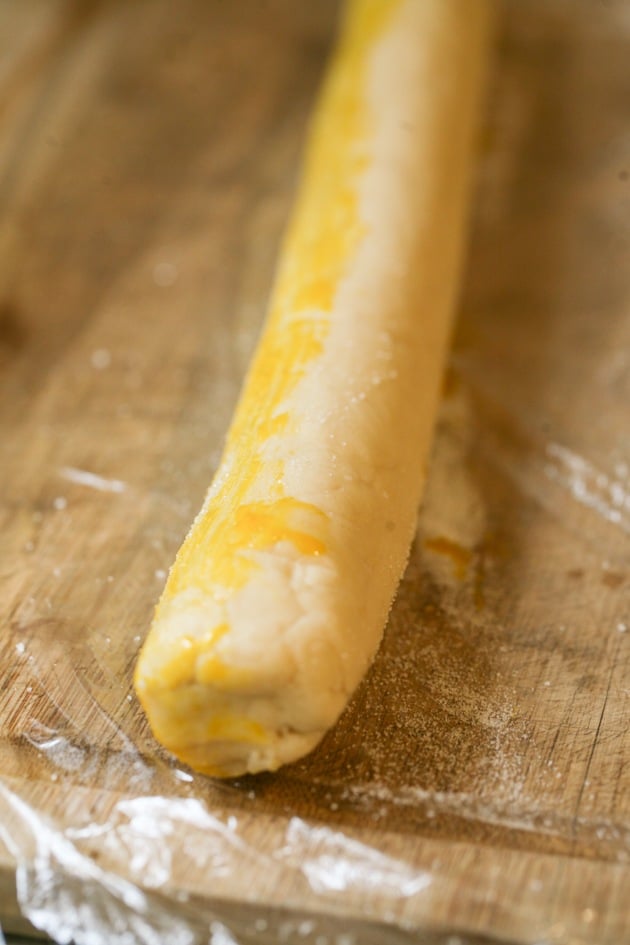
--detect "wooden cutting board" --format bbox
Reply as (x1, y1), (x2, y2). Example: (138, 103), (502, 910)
(0, 1), (628, 942)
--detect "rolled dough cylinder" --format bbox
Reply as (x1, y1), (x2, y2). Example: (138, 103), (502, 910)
(134, 0), (493, 776)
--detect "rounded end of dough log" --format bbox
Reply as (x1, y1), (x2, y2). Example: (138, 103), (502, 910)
(136, 681), (326, 777)
(134, 566), (352, 776)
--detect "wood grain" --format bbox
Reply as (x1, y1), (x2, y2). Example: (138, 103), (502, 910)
(0, 1), (628, 943)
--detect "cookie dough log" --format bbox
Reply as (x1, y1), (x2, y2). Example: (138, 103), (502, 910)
(134, 0), (493, 777)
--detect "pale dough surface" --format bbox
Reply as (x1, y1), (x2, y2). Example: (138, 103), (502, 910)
(135, 0), (493, 776)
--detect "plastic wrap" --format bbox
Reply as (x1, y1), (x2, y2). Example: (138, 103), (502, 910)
(1, 1), (629, 943)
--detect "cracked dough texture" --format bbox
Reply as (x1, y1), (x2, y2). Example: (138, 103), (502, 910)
(134, 0), (493, 777)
